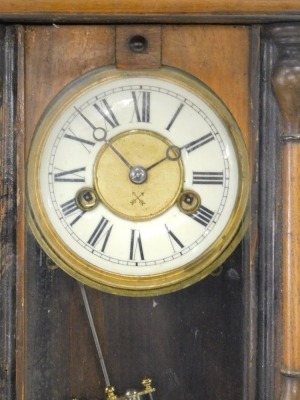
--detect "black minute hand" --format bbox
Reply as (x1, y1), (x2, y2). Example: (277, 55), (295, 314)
(75, 107), (132, 169)
(105, 141), (132, 169)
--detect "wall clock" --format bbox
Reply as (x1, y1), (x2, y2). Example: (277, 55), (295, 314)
(2, 6), (300, 400)
(26, 65), (249, 296)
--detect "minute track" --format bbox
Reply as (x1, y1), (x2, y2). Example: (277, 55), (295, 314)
(33, 68), (246, 290)
(50, 84), (229, 266)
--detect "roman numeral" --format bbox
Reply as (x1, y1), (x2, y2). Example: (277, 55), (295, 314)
(189, 205), (214, 227)
(64, 131), (95, 152)
(61, 198), (78, 216)
(131, 91), (151, 122)
(129, 230), (144, 261)
(53, 167), (86, 182)
(60, 198), (85, 226)
(87, 217), (113, 252)
(166, 103), (184, 130)
(165, 225), (184, 252)
(184, 133), (214, 153)
(94, 99), (119, 128)
(192, 171), (224, 185)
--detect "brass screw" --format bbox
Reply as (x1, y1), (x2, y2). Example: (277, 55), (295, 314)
(177, 190), (201, 214)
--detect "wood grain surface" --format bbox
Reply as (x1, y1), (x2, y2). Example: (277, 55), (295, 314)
(0, 0), (299, 15)
(282, 143), (300, 371)
(0, 25), (18, 400)
(24, 25), (115, 156)
(116, 25), (161, 69)
(162, 25), (250, 146)
(270, 23), (300, 399)
(15, 26), (26, 400)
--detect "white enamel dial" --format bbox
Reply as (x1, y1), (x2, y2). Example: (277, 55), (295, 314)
(27, 67), (249, 295)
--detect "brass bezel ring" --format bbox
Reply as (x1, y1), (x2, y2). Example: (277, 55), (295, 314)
(26, 65), (250, 296)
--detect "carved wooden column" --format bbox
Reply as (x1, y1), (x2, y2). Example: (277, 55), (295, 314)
(271, 24), (300, 399)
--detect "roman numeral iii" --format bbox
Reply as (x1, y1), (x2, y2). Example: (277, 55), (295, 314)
(193, 171), (224, 185)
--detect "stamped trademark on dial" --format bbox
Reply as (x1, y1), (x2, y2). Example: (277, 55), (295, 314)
(131, 192), (145, 206)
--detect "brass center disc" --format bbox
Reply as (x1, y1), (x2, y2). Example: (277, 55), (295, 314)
(94, 130), (184, 221)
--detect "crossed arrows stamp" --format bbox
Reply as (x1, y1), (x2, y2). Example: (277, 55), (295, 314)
(131, 192), (145, 206)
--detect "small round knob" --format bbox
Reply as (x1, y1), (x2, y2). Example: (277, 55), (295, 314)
(129, 166), (148, 184)
(76, 188), (99, 211)
(177, 190), (201, 214)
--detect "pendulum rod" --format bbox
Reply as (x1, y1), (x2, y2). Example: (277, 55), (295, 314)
(78, 282), (111, 387)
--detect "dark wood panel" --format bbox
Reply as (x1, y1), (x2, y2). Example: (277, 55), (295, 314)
(25, 238), (246, 399)
(256, 25), (283, 400)
(0, 25), (19, 400)
(25, 235), (105, 398)
(101, 253), (245, 400)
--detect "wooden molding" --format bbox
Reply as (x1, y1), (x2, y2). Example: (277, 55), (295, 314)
(270, 24), (300, 399)
(0, 0), (299, 17)
(0, 25), (19, 400)
(272, 25), (300, 138)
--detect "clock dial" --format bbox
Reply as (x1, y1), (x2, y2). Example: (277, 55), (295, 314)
(27, 66), (249, 295)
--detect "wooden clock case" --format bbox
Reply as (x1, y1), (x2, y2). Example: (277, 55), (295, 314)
(1, 2), (300, 399)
